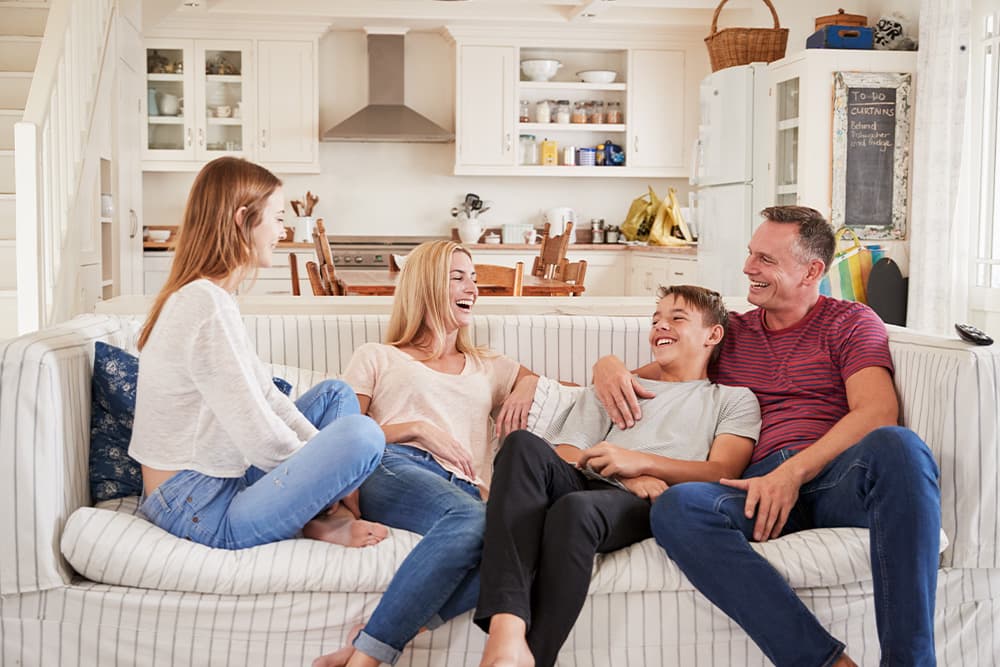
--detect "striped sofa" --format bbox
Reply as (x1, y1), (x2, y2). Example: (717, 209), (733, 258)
(2, 310), (1000, 666)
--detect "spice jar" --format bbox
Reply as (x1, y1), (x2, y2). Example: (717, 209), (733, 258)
(519, 100), (531, 123)
(519, 134), (538, 165)
(606, 101), (623, 124)
(535, 99), (551, 124)
(541, 138), (558, 166)
(571, 101), (587, 124)
(555, 99), (571, 124)
(588, 100), (605, 124)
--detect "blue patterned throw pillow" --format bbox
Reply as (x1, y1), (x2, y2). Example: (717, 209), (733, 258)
(88, 341), (295, 502)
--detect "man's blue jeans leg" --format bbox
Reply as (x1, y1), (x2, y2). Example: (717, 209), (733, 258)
(650, 426), (940, 667)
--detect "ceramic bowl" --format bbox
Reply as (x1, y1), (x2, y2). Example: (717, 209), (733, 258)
(577, 70), (617, 84)
(521, 59), (562, 82)
(148, 230), (171, 243)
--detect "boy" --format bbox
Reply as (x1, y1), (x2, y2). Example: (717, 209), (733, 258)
(475, 284), (761, 667)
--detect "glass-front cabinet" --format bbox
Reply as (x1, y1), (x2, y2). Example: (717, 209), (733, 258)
(142, 39), (252, 164)
(773, 76), (799, 206)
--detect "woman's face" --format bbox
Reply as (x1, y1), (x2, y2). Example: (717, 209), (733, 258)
(449, 250), (478, 328)
(250, 187), (286, 268)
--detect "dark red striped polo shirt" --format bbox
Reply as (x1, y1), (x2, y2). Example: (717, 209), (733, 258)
(710, 296), (894, 463)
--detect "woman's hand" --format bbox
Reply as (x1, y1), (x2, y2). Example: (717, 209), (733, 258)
(619, 475), (668, 501)
(411, 421), (477, 480)
(577, 442), (649, 479)
(495, 375), (539, 439)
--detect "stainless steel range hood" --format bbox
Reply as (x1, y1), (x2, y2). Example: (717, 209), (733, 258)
(322, 31), (454, 143)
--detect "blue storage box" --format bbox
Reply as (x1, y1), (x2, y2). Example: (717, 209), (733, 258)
(806, 25), (873, 50)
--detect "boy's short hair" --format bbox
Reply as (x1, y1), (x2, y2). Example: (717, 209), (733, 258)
(656, 284), (728, 362)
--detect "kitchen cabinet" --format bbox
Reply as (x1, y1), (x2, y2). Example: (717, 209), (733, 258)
(115, 15), (144, 296)
(142, 35), (320, 173)
(628, 252), (698, 297)
(142, 39), (253, 165)
(144, 249), (309, 296)
(449, 28), (706, 179)
(768, 50), (917, 215)
(456, 45), (517, 168)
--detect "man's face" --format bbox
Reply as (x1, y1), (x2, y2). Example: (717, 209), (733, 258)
(743, 220), (819, 311)
(648, 294), (718, 368)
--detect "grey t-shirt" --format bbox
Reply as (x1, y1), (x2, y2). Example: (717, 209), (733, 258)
(551, 378), (761, 462)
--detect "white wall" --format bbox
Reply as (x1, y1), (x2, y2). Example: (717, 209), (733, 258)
(143, 30), (685, 237)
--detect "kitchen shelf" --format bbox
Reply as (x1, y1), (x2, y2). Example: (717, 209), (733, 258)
(519, 122), (625, 133)
(148, 73), (184, 82)
(207, 117), (243, 125)
(775, 184), (798, 195)
(519, 81), (626, 92)
(777, 119), (800, 131)
(205, 74), (242, 83)
(148, 116), (185, 124)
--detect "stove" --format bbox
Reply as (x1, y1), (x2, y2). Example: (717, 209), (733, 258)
(326, 235), (441, 269)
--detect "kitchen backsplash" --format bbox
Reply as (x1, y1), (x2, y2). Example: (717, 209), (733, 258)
(142, 142), (688, 237)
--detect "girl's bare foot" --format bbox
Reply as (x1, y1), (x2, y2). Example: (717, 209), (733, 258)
(313, 623), (364, 667)
(479, 614), (534, 667)
(304, 503), (389, 548)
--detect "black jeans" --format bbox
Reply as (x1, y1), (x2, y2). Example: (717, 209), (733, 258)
(475, 431), (652, 667)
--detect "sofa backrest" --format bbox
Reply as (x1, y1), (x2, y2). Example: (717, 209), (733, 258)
(2, 313), (998, 595)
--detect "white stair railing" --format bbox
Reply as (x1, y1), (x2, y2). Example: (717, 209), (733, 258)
(14, 0), (114, 334)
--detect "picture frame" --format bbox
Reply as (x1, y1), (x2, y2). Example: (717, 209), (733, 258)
(831, 71), (913, 240)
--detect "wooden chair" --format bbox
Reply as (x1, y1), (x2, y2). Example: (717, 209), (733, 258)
(288, 252), (302, 296)
(531, 221), (574, 279)
(553, 258), (588, 296)
(306, 218), (340, 296)
(475, 262), (524, 296)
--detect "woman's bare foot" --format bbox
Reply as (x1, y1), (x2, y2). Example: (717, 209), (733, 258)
(313, 623), (364, 667)
(479, 614), (534, 667)
(304, 503), (389, 548)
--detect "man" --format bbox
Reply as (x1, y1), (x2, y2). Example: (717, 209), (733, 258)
(592, 206), (941, 666)
(477, 285), (760, 667)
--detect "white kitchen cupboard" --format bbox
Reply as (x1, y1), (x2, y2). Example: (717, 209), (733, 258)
(448, 27), (707, 179)
(115, 14), (144, 296)
(144, 249), (310, 296)
(768, 50), (917, 217)
(255, 40), (318, 169)
(456, 45), (517, 168)
(627, 252), (698, 296)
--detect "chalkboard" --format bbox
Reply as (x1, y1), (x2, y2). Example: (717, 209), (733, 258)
(831, 72), (913, 240)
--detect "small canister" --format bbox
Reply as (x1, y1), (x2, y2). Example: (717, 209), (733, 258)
(535, 99), (551, 123)
(541, 138), (558, 166)
(562, 145), (576, 166)
(590, 219), (605, 244)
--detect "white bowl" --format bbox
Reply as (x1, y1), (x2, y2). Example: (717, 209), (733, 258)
(577, 70), (617, 84)
(521, 59), (562, 82)
(148, 230), (171, 243)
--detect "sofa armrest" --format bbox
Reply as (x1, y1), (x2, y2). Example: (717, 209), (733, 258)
(888, 326), (1000, 568)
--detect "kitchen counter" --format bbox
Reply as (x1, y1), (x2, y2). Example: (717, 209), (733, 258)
(464, 242), (698, 256)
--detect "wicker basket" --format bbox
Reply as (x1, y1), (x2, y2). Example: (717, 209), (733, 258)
(704, 0), (789, 72)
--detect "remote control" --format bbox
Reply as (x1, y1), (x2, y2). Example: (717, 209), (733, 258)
(955, 323), (994, 346)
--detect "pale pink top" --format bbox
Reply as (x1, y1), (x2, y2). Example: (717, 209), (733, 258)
(343, 342), (520, 484)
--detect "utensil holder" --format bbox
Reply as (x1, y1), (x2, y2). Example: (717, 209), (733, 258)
(294, 216), (316, 244)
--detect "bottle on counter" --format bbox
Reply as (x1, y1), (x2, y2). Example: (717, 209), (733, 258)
(541, 138), (558, 166)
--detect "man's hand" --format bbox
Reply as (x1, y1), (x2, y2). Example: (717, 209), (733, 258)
(620, 475), (668, 501)
(720, 464), (803, 542)
(592, 356), (655, 429)
(495, 375), (539, 439)
(577, 441), (649, 478)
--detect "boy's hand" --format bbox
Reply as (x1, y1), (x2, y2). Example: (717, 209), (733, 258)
(577, 442), (648, 478)
(620, 475), (668, 501)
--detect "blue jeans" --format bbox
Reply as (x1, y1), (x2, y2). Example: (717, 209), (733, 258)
(139, 380), (385, 549)
(650, 426), (941, 667)
(354, 444), (485, 665)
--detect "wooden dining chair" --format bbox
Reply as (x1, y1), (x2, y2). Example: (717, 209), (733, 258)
(553, 258), (588, 296)
(308, 218), (341, 296)
(288, 252), (302, 296)
(531, 221), (574, 279)
(475, 262), (524, 296)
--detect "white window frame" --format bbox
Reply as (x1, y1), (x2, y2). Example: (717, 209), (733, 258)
(970, 2), (1000, 327)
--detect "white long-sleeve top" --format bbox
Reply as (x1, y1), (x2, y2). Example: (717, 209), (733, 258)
(129, 279), (318, 477)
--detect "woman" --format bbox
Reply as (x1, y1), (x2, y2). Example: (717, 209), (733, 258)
(129, 156), (387, 550)
(314, 240), (539, 667)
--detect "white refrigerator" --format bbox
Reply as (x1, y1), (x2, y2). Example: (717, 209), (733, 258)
(691, 63), (771, 297)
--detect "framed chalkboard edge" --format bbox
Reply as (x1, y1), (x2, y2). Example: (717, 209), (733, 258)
(831, 71), (913, 240)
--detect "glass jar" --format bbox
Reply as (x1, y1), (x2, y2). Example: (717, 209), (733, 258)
(519, 134), (538, 165)
(535, 99), (551, 123)
(588, 100), (605, 124)
(606, 101), (623, 124)
(519, 99), (531, 123)
(571, 101), (588, 124)
(555, 99), (571, 124)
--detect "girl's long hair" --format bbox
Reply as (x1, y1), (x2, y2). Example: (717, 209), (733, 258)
(138, 157), (281, 350)
(385, 240), (486, 360)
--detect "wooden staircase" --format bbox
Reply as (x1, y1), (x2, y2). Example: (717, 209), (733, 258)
(0, 0), (47, 339)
